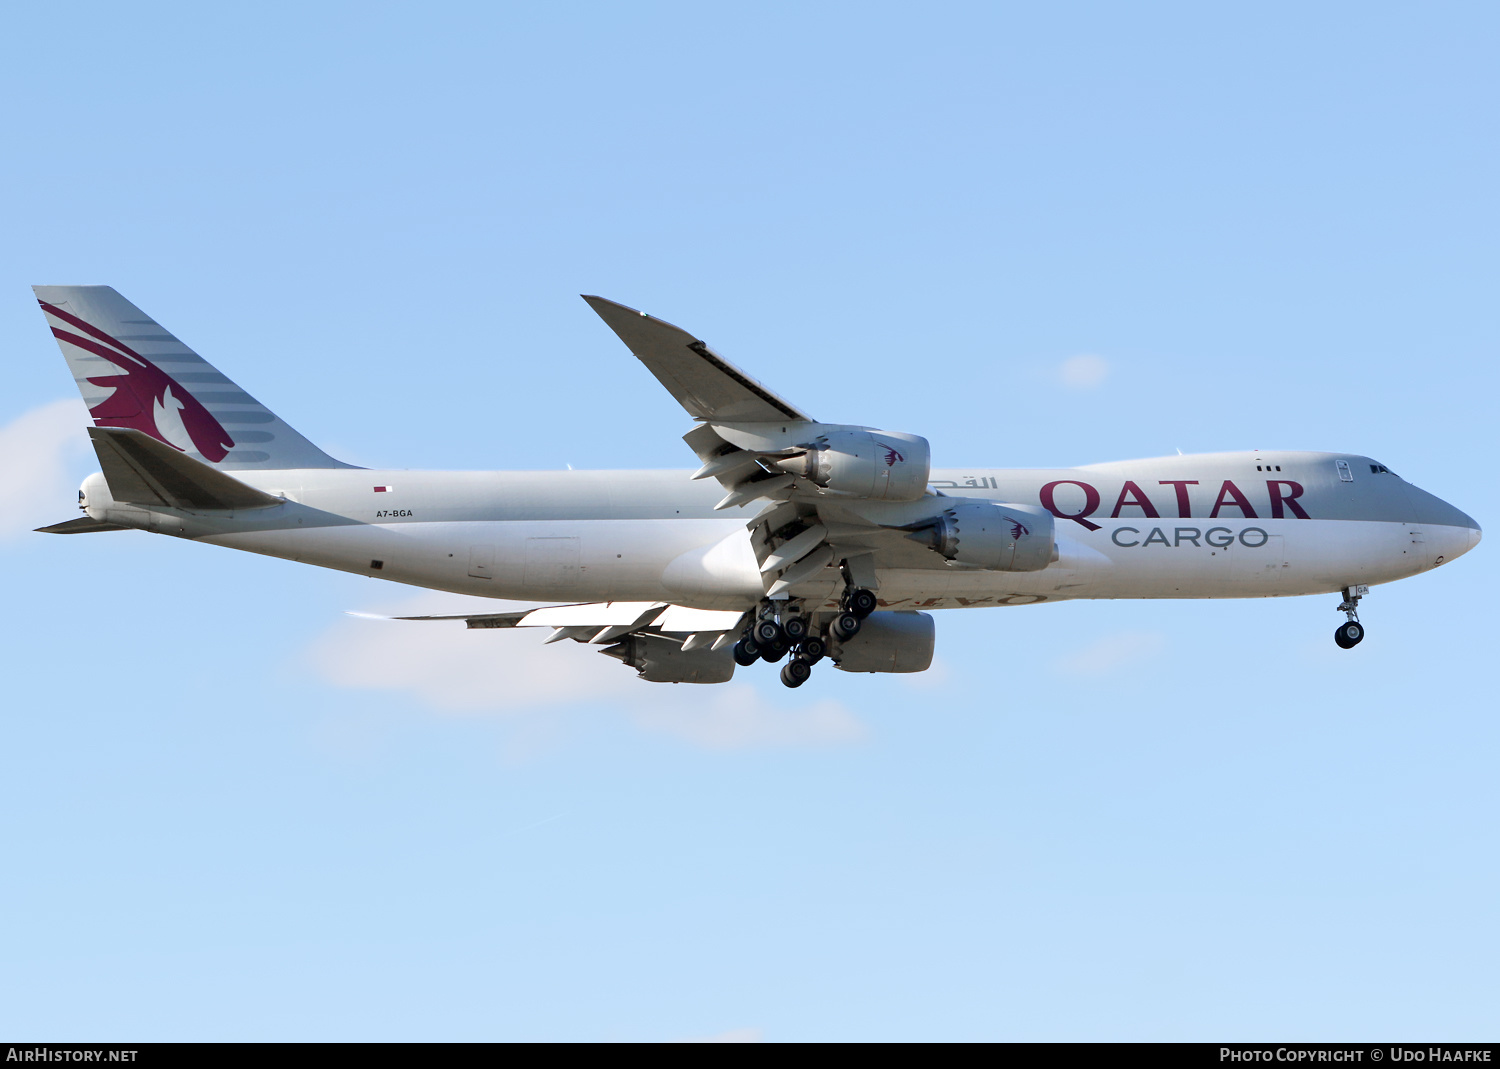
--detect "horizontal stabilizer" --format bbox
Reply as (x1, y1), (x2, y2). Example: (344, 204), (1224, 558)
(35, 516), (130, 534)
(89, 427), (283, 511)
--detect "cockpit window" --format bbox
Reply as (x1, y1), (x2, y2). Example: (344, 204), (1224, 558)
(1369, 463), (1399, 476)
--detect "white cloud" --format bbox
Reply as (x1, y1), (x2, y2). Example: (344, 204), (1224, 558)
(1058, 353), (1109, 389)
(1051, 631), (1165, 675)
(0, 399), (92, 540)
(307, 594), (865, 750)
(633, 688), (861, 750)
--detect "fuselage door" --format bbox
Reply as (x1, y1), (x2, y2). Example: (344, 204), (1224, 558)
(525, 536), (581, 589)
(468, 545), (495, 579)
(1230, 534), (1287, 583)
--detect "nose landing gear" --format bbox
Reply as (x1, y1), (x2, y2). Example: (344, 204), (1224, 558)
(1334, 584), (1368, 649)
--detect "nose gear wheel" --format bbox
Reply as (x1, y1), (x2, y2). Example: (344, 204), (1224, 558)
(1333, 585), (1368, 649)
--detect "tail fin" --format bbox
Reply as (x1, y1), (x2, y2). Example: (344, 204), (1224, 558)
(33, 285), (353, 470)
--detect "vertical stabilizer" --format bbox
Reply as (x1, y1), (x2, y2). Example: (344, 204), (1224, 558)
(34, 285), (353, 470)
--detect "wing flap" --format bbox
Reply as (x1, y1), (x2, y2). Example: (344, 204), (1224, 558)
(655, 606), (747, 634)
(520, 602), (664, 628)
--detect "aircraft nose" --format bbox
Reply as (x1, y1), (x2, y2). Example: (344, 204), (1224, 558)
(1406, 484), (1482, 560)
(1445, 511), (1480, 562)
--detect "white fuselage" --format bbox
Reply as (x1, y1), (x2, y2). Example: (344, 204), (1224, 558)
(80, 449), (1481, 614)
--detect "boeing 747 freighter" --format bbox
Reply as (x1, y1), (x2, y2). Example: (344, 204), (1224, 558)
(34, 286), (1481, 687)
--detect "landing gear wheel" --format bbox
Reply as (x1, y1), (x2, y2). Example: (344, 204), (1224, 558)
(732, 638), (761, 666)
(762, 639), (790, 663)
(844, 588), (878, 618)
(754, 619), (785, 646)
(830, 612), (862, 641)
(780, 659), (812, 688)
(1333, 585), (1368, 650)
(782, 616), (809, 642)
(797, 635), (827, 664)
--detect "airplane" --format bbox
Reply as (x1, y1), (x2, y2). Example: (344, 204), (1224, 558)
(32, 285), (1482, 688)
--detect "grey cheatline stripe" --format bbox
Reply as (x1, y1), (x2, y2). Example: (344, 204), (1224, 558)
(215, 412), (276, 424)
(228, 431), (274, 443)
(169, 373), (234, 383)
(113, 334), (176, 341)
(137, 353), (207, 363)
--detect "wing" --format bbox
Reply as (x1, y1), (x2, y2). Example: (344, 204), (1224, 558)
(583, 296), (960, 600)
(360, 602), (750, 684)
(581, 296), (812, 423)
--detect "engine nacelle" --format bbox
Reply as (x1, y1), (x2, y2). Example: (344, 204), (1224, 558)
(777, 429), (930, 501)
(909, 502), (1055, 572)
(601, 637), (736, 684)
(832, 611), (935, 674)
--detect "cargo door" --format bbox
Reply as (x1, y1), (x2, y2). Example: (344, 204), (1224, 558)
(524, 537), (581, 588)
(1230, 534), (1286, 583)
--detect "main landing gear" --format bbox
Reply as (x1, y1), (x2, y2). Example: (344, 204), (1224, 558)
(1334, 584), (1368, 649)
(733, 587), (879, 688)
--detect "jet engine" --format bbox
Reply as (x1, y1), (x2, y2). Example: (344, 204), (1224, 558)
(831, 611), (935, 674)
(906, 502), (1055, 572)
(600, 636), (736, 683)
(775, 429), (931, 501)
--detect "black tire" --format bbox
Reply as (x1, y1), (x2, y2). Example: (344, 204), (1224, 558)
(845, 588), (878, 618)
(831, 612), (861, 641)
(783, 616), (809, 642)
(754, 619), (784, 646)
(762, 639), (790, 663)
(732, 638), (761, 666)
(798, 635), (827, 664)
(780, 659), (812, 688)
(1335, 621), (1363, 649)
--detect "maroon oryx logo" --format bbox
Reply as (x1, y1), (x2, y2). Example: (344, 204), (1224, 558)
(1007, 517), (1030, 539)
(883, 446), (904, 467)
(39, 300), (235, 462)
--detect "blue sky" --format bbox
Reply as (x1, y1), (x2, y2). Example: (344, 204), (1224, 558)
(2, 1), (1495, 1041)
